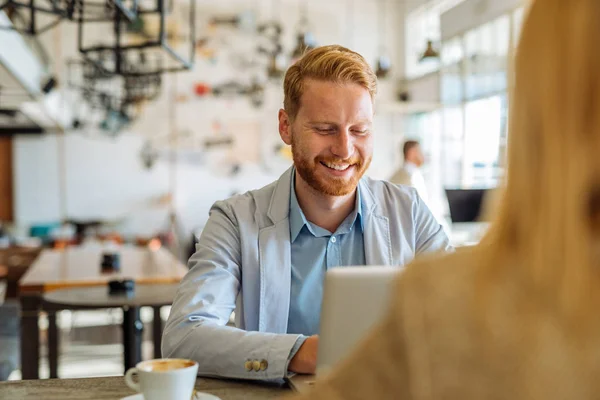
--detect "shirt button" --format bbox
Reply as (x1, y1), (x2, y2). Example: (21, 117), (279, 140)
(331, 236), (336, 243)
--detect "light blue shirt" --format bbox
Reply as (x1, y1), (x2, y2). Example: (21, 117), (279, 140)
(287, 175), (366, 336)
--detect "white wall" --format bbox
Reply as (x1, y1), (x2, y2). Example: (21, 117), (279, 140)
(13, 0), (407, 243)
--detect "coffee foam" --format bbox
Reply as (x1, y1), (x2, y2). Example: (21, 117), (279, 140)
(141, 359), (195, 372)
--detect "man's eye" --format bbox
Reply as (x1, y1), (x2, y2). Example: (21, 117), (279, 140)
(316, 128), (335, 133)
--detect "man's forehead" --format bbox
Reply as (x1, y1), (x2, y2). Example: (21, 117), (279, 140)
(301, 78), (362, 96)
(297, 79), (373, 118)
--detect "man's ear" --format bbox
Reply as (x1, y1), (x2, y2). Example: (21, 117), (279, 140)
(278, 109), (292, 146)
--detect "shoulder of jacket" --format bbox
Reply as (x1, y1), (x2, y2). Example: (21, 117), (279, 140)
(209, 180), (278, 222)
(362, 176), (420, 208)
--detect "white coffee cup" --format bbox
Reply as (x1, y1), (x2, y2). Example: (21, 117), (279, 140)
(124, 358), (199, 400)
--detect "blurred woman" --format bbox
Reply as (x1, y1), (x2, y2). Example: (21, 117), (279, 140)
(287, 0), (600, 398)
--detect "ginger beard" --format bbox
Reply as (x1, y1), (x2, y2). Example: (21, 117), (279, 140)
(291, 129), (372, 196)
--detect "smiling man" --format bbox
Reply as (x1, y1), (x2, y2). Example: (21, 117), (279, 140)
(162, 45), (451, 380)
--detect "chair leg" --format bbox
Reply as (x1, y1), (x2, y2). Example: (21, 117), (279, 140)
(47, 311), (59, 379)
(122, 306), (142, 372)
(20, 295), (41, 380)
(152, 306), (162, 359)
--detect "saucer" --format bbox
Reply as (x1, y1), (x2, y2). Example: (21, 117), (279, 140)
(121, 393), (222, 400)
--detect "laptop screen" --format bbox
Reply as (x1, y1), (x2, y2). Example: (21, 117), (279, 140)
(445, 188), (490, 223)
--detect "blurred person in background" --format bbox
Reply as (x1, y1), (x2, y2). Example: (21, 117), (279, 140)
(389, 140), (428, 203)
(162, 45), (451, 381)
(287, 0), (600, 398)
(390, 140), (450, 234)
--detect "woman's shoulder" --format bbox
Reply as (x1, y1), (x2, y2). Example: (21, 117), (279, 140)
(405, 246), (480, 281)
(398, 247), (483, 311)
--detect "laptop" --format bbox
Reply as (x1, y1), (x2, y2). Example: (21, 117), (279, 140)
(445, 188), (492, 223)
(287, 266), (399, 392)
(445, 188), (492, 246)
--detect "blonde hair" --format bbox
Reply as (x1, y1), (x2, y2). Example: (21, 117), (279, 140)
(480, 0), (600, 317)
(283, 45), (378, 120)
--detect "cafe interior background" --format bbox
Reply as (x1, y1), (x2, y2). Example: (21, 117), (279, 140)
(0, 0), (524, 381)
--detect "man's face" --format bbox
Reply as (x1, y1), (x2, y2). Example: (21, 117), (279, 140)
(278, 79), (374, 196)
(410, 145), (425, 167)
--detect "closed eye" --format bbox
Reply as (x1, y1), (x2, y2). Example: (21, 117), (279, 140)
(315, 128), (336, 134)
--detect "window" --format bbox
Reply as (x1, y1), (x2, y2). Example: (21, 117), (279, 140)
(440, 37), (464, 104)
(464, 27), (481, 100)
(441, 106), (464, 186)
(463, 15), (510, 101)
(512, 7), (526, 45)
(412, 3), (522, 199)
(441, 36), (463, 66)
(463, 96), (502, 187)
(492, 15), (510, 93)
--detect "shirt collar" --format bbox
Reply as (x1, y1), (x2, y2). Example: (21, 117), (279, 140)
(356, 189), (364, 230)
(289, 169), (364, 242)
(289, 174), (309, 242)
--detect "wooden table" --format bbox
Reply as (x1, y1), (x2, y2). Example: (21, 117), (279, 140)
(43, 284), (179, 374)
(0, 246), (42, 300)
(0, 376), (290, 399)
(18, 246), (188, 380)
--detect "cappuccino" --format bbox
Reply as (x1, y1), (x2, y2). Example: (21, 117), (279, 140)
(142, 359), (195, 372)
(125, 358), (198, 400)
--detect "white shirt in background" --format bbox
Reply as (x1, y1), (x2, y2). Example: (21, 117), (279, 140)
(389, 162), (451, 237)
(389, 161), (428, 203)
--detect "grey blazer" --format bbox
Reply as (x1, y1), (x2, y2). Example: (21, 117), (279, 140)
(162, 167), (451, 380)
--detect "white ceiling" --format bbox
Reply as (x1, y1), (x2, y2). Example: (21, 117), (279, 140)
(0, 62), (33, 109)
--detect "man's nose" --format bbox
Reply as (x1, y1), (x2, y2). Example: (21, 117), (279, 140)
(331, 130), (353, 159)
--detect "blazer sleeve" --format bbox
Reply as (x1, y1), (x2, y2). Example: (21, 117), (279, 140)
(161, 202), (301, 380)
(413, 193), (453, 254)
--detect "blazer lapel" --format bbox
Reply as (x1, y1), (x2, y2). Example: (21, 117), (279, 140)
(360, 181), (393, 266)
(258, 167), (294, 333)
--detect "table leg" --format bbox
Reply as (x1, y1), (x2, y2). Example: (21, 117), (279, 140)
(122, 306), (143, 372)
(47, 311), (59, 379)
(20, 294), (41, 380)
(152, 306), (162, 359)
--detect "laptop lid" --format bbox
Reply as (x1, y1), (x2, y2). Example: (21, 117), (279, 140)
(315, 266), (399, 376)
(445, 188), (490, 223)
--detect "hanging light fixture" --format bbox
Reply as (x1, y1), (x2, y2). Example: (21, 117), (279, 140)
(420, 39), (440, 61)
(77, 0), (196, 76)
(66, 59), (128, 134)
(257, 0), (286, 80)
(0, 0), (69, 35)
(290, 0), (316, 64)
(246, 78), (265, 108)
(0, 0), (139, 34)
(266, 51), (284, 79)
(291, 31), (315, 62)
(73, 0), (139, 23)
(418, 2), (440, 62)
(375, 0), (391, 79)
(67, 56), (162, 135)
(140, 140), (158, 169)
